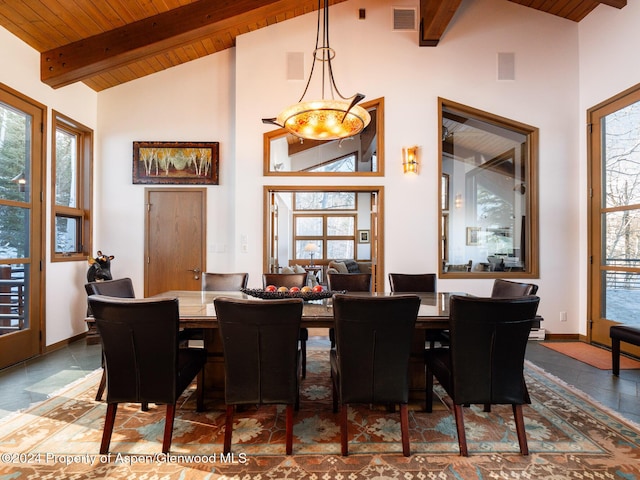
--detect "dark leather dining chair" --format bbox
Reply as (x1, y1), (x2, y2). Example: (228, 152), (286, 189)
(262, 273), (309, 378)
(388, 273), (444, 349)
(491, 278), (539, 297)
(84, 278), (135, 401)
(326, 273), (372, 348)
(202, 272), (248, 291)
(425, 295), (540, 456)
(330, 294), (421, 456)
(262, 273), (307, 289)
(214, 296), (303, 455)
(388, 273), (436, 293)
(88, 295), (206, 454)
(327, 273), (372, 292)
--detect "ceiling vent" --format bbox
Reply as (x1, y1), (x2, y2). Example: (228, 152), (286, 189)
(393, 7), (417, 31)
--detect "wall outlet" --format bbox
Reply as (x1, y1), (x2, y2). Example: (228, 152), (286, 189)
(560, 311), (567, 322)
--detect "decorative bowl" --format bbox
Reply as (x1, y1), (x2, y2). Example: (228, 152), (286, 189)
(241, 288), (342, 301)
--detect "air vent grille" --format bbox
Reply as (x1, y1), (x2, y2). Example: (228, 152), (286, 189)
(393, 7), (416, 31)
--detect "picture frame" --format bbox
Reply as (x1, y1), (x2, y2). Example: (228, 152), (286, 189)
(133, 141), (219, 185)
(358, 230), (370, 243)
(466, 227), (481, 246)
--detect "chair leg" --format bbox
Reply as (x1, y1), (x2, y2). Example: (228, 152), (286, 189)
(612, 337), (621, 376)
(331, 374), (338, 414)
(399, 403), (410, 457)
(196, 368), (205, 412)
(341, 405), (349, 456)
(223, 405), (234, 454)
(100, 403), (118, 454)
(141, 403), (149, 411)
(483, 404), (491, 412)
(285, 404), (294, 455)
(301, 339), (307, 379)
(425, 368), (434, 412)
(162, 404), (176, 453)
(453, 404), (468, 456)
(512, 404), (529, 455)
(95, 370), (106, 401)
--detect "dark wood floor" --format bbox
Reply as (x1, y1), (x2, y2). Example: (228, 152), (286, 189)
(1, 339), (639, 425)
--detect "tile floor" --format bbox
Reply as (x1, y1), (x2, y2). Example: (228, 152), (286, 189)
(1, 339), (639, 425)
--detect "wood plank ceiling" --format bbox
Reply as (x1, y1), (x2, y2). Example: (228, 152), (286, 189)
(0, 0), (627, 92)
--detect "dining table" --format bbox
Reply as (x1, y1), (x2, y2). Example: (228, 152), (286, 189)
(152, 290), (465, 403)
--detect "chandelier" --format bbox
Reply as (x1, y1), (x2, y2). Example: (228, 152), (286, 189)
(262, 0), (370, 141)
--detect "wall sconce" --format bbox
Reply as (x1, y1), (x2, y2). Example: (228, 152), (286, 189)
(11, 171), (26, 192)
(304, 242), (319, 266)
(402, 146), (419, 174)
(454, 193), (463, 209)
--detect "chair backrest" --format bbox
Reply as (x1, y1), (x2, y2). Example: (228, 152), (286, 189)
(214, 296), (303, 405)
(85, 277), (135, 298)
(262, 273), (306, 289)
(332, 294), (421, 404)
(491, 278), (538, 297)
(87, 295), (181, 405)
(448, 295), (540, 405)
(327, 273), (371, 292)
(202, 272), (248, 291)
(388, 273), (436, 292)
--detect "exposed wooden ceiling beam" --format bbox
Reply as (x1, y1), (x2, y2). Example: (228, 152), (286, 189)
(419, 0), (463, 47)
(598, 0), (626, 8)
(40, 0), (346, 89)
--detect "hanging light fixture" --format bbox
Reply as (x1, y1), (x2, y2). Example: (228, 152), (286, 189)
(262, 0), (370, 141)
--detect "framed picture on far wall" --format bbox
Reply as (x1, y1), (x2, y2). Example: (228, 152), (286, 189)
(133, 141), (219, 185)
(358, 230), (370, 243)
(466, 227), (481, 246)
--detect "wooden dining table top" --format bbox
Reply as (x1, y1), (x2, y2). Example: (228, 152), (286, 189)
(152, 290), (464, 330)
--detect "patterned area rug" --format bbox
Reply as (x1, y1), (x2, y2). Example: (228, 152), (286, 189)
(1, 348), (640, 479)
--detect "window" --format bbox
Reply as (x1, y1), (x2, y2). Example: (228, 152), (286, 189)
(292, 192), (357, 260)
(439, 98), (539, 277)
(51, 111), (92, 261)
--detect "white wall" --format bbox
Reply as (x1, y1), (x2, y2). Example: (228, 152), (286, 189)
(0, 27), (98, 346)
(96, 50), (236, 291)
(3, 0), (640, 345)
(235, 0), (580, 333)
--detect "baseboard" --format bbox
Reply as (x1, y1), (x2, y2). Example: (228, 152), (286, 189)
(543, 333), (581, 341)
(44, 332), (87, 353)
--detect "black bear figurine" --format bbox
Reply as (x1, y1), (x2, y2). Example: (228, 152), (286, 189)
(87, 251), (114, 283)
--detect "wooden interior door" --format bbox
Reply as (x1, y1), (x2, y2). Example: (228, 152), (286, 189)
(144, 188), (206, 297)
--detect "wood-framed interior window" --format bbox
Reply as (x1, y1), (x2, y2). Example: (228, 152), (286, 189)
(51, 111), (92, 261)
(439, 98), (539, 278)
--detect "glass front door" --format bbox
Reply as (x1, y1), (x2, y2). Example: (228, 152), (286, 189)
(0, 87), (44, 368)
(589, 87), (640, 355)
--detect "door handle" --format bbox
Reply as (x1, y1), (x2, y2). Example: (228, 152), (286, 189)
(187, 267), (201, 280)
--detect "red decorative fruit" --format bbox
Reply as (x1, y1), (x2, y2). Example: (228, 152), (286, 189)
(289, 286), (300, 293)
(265, 285), (277, 292)
(312, 285), (324, 292)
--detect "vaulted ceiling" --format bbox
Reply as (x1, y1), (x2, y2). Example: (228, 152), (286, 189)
(0, 0), (627, 92)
